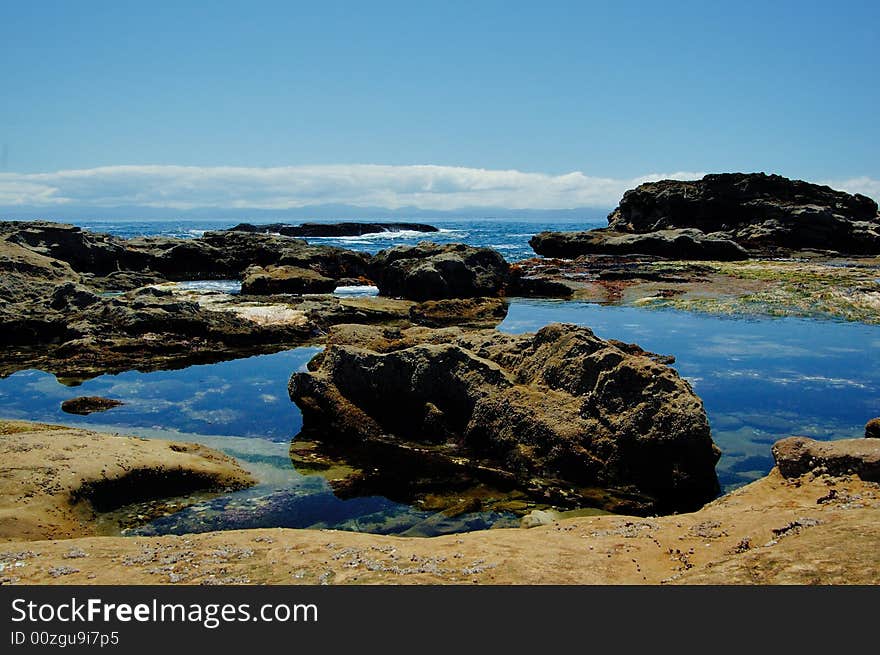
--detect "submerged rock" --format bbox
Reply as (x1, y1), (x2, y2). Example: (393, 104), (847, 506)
(772, 436), (880, 481)
(289, 323), (721, 514)
(241, 265), (338, 295)
(370, 242), (510, 300)
(61, 396), (124, 415)
(230, 222), (439, 237)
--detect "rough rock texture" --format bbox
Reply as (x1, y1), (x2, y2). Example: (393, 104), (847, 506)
(506, 264), (574, 297)
(3, 433), (880, 584)
(126, 230), (371, 280)
(772, 437), (880, 481)
(530, 228), (749, 260)
(865, 418), (880, 439)
(241, 265), (338, 295)
(408, 298), (508, 328)
(60, 396), (124, 415)
(231, 222), (439, 237)
(370, 242), (510, 300)
(289, 323), (720, 513)
(0, 221), (140, 274)
(0, 420), (254, 541)
(608, 173), (880, 254)
(529, 174), (880, 259)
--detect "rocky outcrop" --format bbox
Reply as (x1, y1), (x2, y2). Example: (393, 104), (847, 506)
(61, 396), (124, 415)
(530, 228), (749, 260)
(0, 420), (254, 540)
(370, 242), (509, 300)
(506, 264), (574, 297)
(609, 173), (880, 254)
(865, 418), (880, 439)
(0, 221), (372, 281)
(126, 230), (371, 280)
(241, 265), (338, 295)
(289, 323), (720, 514)
(408, 297), (508, 328)
(230, 222), (439, 237)
(772, 436), (880, 481)
(530, 173), (880, 259)
(0, 221), (141, 274)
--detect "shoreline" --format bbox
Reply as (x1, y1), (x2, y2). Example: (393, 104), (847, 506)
(1, 421), (878, 585)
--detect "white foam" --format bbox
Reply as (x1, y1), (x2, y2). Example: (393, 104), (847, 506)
(177, 280), (242, 294)
(309, 229), (446, 242)
(333, 285), (380, 297)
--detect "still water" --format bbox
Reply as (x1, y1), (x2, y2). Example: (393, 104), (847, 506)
(1, 299), (878, 535)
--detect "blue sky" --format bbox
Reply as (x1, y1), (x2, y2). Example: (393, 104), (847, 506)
(1, 0), (878, 214)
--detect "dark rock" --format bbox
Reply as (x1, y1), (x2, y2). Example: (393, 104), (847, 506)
(230, 222), (439, 237)
(370, 242), (509, 300)
(289, 323), (721, 514)
(91, 270), (167, 291)
(530, 228), (749, 260)
(61, 396), (124, 415)
(865, 418), (880, 439)
(49, 282), (101, 311)
(608, 173), (880, 254)
(122, 231), (371, 281)
(772, 436), (880, 481)
(241, 265), (338, 295)
(409, 297), (508, 328)
(506, 265), (574, 297)
(0, 221), (143, 274)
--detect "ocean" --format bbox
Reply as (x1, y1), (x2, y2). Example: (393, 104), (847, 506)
(1, 218), (878, 536)
(67, 217), (606, 263)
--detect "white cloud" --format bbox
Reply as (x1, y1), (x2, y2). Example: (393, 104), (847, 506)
(1, 165), (875, 212)
(0, 164), (707, 211)
(823, 176), (880, 200)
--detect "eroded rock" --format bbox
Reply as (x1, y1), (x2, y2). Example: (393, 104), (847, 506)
(370, 242), (509, 300)
(289, 323), (720, 514)
(241, 265), (338, 295)
(530, 228), (748, 260)
(772, 436), (880, 481)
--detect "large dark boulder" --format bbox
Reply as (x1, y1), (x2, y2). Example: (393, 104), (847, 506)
(530, 227), (748, 260)
(230, 222), (439, 237)
(370, 242), (509, 300)
(608, 173), (880, 254)
(289, 323), (721, 514)
(529, 173), (880, 259)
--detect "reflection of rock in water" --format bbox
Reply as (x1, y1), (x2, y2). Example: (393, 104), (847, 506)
(288, 437), (651, 520)
(129, 485), (518, 538)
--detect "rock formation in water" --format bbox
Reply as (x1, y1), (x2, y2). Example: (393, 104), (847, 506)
(289, 322), (721, 514)
(530, 173), (880, 258)
(370, 242), (510, 300)
(0, 221), (520, 380)
(530, 228), (749, 260)
(241, 265), (338, 295)
(230, 222), (439, 237)
(60, 396), (124, 415)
